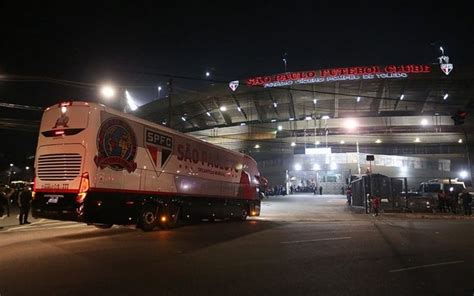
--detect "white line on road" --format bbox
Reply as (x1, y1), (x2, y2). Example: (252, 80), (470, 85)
(280, 236), (352, 244)
(389, 260), (464, 273)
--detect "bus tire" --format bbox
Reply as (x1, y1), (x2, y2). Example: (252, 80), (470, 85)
(239, 208), (248, 221)
(140, 205), (158, 231)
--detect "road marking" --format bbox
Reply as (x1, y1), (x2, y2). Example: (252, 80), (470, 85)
(389, 260), (464, 273)
(5, 221), (87, 232)
(280, 236), (352, 244)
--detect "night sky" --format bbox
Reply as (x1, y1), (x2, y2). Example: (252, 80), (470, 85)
(0, 1), (472, 171)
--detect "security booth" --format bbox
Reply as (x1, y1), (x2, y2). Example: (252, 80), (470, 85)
(350, 173), (408, 213)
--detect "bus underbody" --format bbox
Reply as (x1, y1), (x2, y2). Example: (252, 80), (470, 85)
(32, 192), (261, 231)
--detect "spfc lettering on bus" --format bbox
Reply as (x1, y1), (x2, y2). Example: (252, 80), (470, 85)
(145, 129), (173, 168)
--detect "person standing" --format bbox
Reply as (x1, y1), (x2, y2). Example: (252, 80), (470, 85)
(460, 189), (472, 216)
(372, 195), (381, 216)
(437, 190), (446, 212)
(346, 187), (352, 206)
(18, 187), (32, 225)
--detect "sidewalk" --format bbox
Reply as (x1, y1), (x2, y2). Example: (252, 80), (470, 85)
(0, 205), (40, 229)
(349, 205), (474, 220)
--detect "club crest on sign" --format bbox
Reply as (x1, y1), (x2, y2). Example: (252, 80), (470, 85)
(438, 55), (453, 76)
(229, 80), (239, 91)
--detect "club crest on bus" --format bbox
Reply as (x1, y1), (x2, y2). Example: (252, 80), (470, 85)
(145, 129), (173, 168)
(94, 118), (137, 172)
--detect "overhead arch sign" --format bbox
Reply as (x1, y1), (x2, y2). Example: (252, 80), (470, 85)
(245, 64), (432, 88)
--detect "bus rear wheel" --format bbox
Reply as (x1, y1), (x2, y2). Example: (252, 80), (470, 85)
(239, 208), (248, 221)
(140, 205), (158, 231)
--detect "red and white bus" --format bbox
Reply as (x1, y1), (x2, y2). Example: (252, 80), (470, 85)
(32, 101), (262, 230)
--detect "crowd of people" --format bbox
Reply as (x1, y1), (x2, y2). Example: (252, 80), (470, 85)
(437, 188), (472, 216)
(0, 186), (33, 224)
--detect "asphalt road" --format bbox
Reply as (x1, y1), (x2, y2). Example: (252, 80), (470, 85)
(0, 194), (473, 296)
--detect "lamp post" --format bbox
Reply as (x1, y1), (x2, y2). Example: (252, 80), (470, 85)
(344, 119), (361, 175)
(8, 163), (14, 184)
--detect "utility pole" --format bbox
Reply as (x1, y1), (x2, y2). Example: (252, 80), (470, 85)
(167, 78), (173, 128)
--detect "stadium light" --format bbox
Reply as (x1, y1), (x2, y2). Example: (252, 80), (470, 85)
(344, 118), (358, 131)
(100, 85), (116, 99)
(125, 90), (138, 111)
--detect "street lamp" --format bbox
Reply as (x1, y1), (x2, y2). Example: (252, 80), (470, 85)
(157, 86), (162, 99)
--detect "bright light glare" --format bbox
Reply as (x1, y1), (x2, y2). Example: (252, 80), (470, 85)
(400, 94), (405, 100)
(61, 106), (67, 114)
(414, 137), (421, 143)
(458, 139), (463, 144)
(273, 102), (278, 108)
(356, 96), (361, 102)
(400, 166), (408, 173)
(205, 72), (210, 77)
(330, 163), (337, 170)
(421, 119), (428, 126)
(277, 125), (283, 131)
(181, 116), (186, 122)
(321, 115), (330, 120)
(294, 163), (302, 171)
(459, 170), (468, 179)
(219, 106), (227, 112)
(25, 166), (30, 170)
(375, 139), (382, 143)
(315, 141), (320, 145)
(345, 119), (358, 130)
(100, 85), (116, 99)
(125, 90), (138, 111)
(443, 93), (449, 100)
(305, 116), (312, 120)
(10, 163), (13, 167)
(206, 112), (211, 116)
(254, 144), (260, 149)
(340, 140), (345, 144)
(313, 99), (317, 104)
(237, 107), (242, 112)
(313, 164), (320, 170)
(291, 142), (296, 147)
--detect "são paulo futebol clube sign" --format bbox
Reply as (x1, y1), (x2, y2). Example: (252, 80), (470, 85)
(227, 63), (454, 91)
